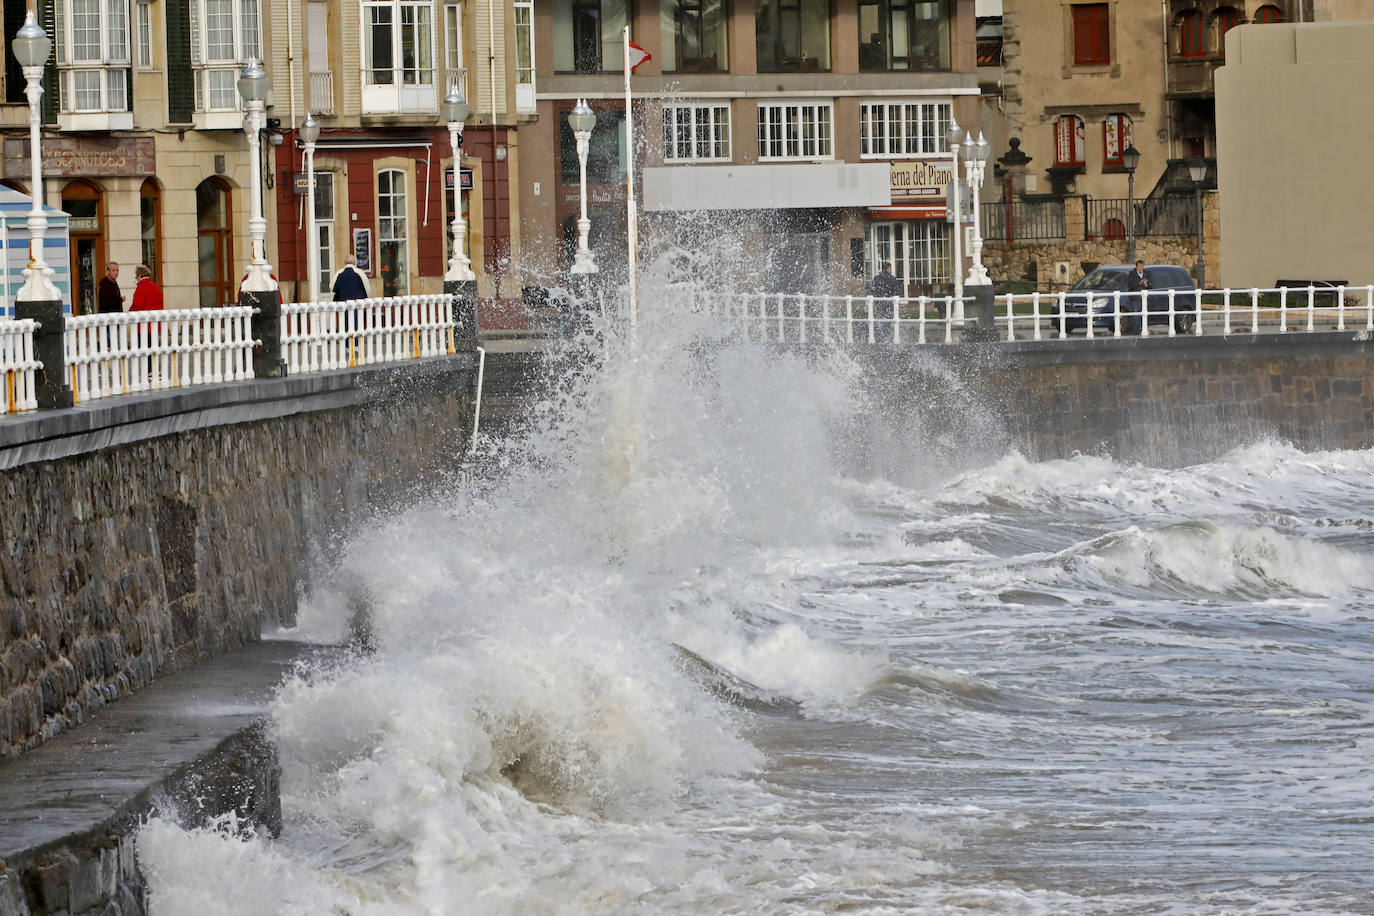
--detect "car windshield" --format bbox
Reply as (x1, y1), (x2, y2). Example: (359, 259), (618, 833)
(1072, 269), (1127, 291)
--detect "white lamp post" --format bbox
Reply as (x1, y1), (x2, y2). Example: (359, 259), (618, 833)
(441, 87), (473, 282)
(1188, 157), (1207, 290)
(237, 59), (276, 292)
(945, 119), (965, 317)
(14, 11), (57, 303)
(1122, 143), (1141, 265)
(300, 113), (320, 301)
(568, 99), (598, 275)
(962, 132), (991, 287)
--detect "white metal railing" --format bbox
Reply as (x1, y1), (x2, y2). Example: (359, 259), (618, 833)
(280, 294), (456, 374)
(64, 309), (257, 404)
(1, 319), (41, 413)
(309, 71), (335, 116)
(679, 284), (1374, 345)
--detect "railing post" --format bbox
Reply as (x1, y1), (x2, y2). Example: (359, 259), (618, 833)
(245, 288), (286, 378)
(965, 283), (997, 341)
(14, 299), (73, 409)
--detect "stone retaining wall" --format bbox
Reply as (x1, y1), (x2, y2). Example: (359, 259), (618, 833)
(0, 358), (477, 759)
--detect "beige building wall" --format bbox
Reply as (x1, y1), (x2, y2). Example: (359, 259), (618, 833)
(999, 0), (1170, 198)
(1214, 20), (1373, 285)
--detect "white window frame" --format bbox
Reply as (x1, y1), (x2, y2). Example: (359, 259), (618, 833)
(514, 0), (535, 112)
(362, 0), (437, 113)
(859, 99), (952, 159)
(443, 1), (467, 98)
(377, 168), (411, 295)
(136, 0), (153, 69)
(757, 100), (834, 161)
(662, 102), (731, 163)
(866, 220), (951, 290)
(54, 0), (132, 119)
(190, 0), (262, 126)
(314, 171), (336, 302)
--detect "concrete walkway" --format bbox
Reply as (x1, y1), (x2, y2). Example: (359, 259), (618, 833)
(0, 640), (316, 913)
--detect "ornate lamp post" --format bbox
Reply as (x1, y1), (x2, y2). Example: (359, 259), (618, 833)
(300, 113), (320, 301)
(568, 99), (598, 277)
(441, 87), (473, 283)
(962, 132), (991, 287)
(1122, 143), (1141, 264)
(1188, 158), (1207, 290)
(237, 59), (275, 293)
(945, 119), (964, 311)
(237, 59), (285, 376)
(12, 12), (70, 407)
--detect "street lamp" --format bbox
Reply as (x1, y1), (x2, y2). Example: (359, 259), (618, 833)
(14, 10), (56, 304)
(300, 113), (320, 301)
(962, 132), (991, 287)
(1188, 157), (1207, 290)
(237, 59), (276, 292)
(1122, 143), (1140, 264)
(441, 86), (473, 282)
(945, 119), (964, 308)
(568, 99), (598, 276)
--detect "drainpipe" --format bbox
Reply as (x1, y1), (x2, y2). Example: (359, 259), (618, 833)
(1160, 0), (1172, 160)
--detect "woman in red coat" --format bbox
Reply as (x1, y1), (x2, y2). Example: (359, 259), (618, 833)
(130, 264), (163, 312)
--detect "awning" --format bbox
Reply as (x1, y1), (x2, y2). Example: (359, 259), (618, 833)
(869, 205), (947, 219)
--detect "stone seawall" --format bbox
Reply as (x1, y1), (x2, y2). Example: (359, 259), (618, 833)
(0, 357), (478, 759)
(859, 332), (1374, 467)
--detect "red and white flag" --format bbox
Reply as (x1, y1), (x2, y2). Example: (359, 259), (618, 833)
(626, 40), (651, 73)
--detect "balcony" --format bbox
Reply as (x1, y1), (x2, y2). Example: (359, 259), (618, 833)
(310, 71), (334, 116)
(1166, 55), (1219, 99)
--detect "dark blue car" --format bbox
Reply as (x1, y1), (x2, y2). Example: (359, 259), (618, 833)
(1063, 265), (1199, 335)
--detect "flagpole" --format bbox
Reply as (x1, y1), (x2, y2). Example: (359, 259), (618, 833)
(624, 26), (638, 337)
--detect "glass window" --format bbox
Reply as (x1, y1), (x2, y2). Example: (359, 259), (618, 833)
(1179, 9), (1205, 56)
(1214, 7), (1239, 54)
(314, 171), (335, 301)
(1102, 113), (1132, 167)
(552, 0), (629, 73)
(140, 180), (160, 282)
(191, 0), (262, 112)
(444, 2), (462, 72)
(364, 0), (433, 87)
(663, 103), (731, 162)
(1071, 3), (1109, 65)
(377, 169), (410, 296)
(859, 100), (950, 157)
(866, 220), (951, 290)
(858, 0), (950, 71)
(755, 0), (830, 72)
(54, 0), (131, 112)
(660, 0), (728, 72)
(137, 0), (153, 68)
(514, 0), (534, 110)
(560, 107), (627, 185)
(1054, 115), (1085, 166)
(758, 101), (833, 159)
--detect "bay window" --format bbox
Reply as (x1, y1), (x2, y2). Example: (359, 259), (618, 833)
(757, 100), (833, 160)
(859, 100), (951, 157)
(363, 0), (436, 112)
(190, 0), (261, 123)
(55, 0), (131, 119)
(664, 103), (731, 162)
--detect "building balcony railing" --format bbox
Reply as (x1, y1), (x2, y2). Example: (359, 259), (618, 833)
(1166, 55), (1219, 97)
(980, 199), (1065, 241)
(1084, 196), (1198, 241)
(310, 70), (335, 116)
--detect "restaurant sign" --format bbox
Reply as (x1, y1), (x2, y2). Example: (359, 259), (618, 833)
(3, 136), (155, 177)
(888, 159), (953, 204)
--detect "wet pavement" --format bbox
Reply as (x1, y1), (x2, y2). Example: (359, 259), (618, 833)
(0, 639), (314, 863)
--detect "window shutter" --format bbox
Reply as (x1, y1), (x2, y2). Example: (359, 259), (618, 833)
(166, 0), (193, 122)
(40, 0), (59, 123)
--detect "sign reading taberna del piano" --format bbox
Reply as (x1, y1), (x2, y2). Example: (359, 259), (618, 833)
(884, 159), (954, 218)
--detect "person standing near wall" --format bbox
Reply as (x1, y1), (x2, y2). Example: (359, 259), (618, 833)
(130, 264), (163, 313)
(331, 253), (371, 333)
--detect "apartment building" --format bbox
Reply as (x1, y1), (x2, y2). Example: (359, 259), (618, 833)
(521, 0), (981, 298)
(1, 0), (527, 311)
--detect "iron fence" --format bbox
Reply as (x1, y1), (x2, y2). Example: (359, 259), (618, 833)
(1084, 196), (1199, 241)
(980, 199), (1066, 241)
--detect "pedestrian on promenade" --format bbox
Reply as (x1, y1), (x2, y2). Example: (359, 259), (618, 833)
(331, 254), (371, 334)
(868, 263), (903, 342)
(130, 265), (164, 378)
(97, 261), (123, 313)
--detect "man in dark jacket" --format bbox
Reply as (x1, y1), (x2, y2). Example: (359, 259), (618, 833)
(331, 254), (371, 301)
(869, 263), (903, 298)
(867, 263), (903, 342)
(97, 261), (123, 313)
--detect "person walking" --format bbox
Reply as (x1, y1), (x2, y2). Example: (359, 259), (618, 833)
(97, 261), (124, 313)
(868, 263), (903, 342)
(331, 254), (371, 335)
(1126, 259), (1150, 334)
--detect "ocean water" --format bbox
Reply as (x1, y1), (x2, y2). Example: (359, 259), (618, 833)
(137, 290), (1374, 915)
